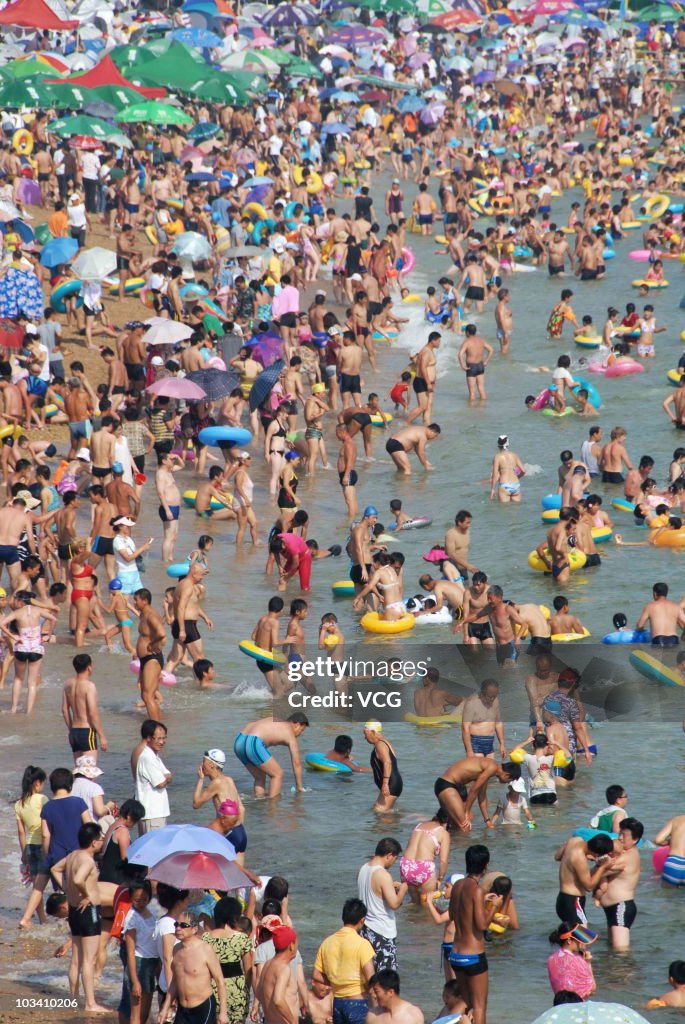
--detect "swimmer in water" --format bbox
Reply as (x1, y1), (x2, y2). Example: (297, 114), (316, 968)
(489, 435), (526, 503)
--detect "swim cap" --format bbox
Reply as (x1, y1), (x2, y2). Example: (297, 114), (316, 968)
(312, 383), (326, 394)
(363, 505), (378, 517)
(108, 578), (122, 591)
(364, 719), (383, 733)
(285, 450), (300, 461)
(205, 748), (226, 766)
(218, 799), (239, 817)
(497, 435), (509, 449)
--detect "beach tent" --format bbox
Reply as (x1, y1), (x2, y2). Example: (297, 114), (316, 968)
(47, 55), (166, 99)
(0, 0), (78, 29)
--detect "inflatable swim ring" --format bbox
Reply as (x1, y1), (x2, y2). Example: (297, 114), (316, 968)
(243, 201), (269, 222)
(403, 712), (462, 727)
(360, 611), (415, 634)
(332, 580), (355, 596)
(402, 293), (421, 303)
(645, 194), (669, 219)
(542, 407), (574, 418)
(528, 549), (587, 572)
(652, 529), (685, 548)
(51, 279), (83, 313)
(572, 376), (601, 409)
(387, 516), (432, 532)
(574, 827), (646, 849)
(630, 650), (684, 687)
(591, 526), (612, 543)
(198, 426), (252, 448)
(575, 336), (601, 349)
(550, 628), (591, 642)
(632, 279), (668, 289)
(602, 630), (651, 644)
(667, 369), (684, 385)
(370, 412), (393, 426)
(166, 198), (184, 211)
(144, 225), (158, 245)
(604, 361), (645, 378)
(12, 128), (33, 155)
(399, 248), (415, 276)
(182, 490), (228, 511)
(541, 494), (562, 511)
(238, 640), (285, 666)
(653, 845), (670, 873)
(541, 509), (560, 523)
(305, 753), (352, 773)
(611, 498), (636, 513)
(108, 276), (144, 295)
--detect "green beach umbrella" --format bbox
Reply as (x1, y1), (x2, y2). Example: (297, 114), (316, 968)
(634, 2), (678, 17)
(188, 73), (256, 105)
(286, 59), (323, 78)
(0, 78), (55, 108)
(117, 101), (193, 126)
(88, 84), (149, 111)
(48, 114), (117, 139)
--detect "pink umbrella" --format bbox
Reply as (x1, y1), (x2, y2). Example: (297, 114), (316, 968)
(147, 377), (207, 400)
(147, 851), (255, 890)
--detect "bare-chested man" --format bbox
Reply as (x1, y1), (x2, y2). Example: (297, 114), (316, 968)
(448, 844), (502, 1024)
(385, 424), (441, 475)
(158, 911), (228, 1024)
(106, 464), (140, 518)
(155, 452), (184, 563)
(458, 326), (493, 402)
(636, 581), (685, 646)
(0, 497), (35, 587)
(65, 378), (92, 458)
(489, 435), (525, 503)
(463, 585), (524, 667)
(52, 823), (106, 1013)
(250, 596), (287, 694)
(348, 506), (378, 594)
(434, 757), (519, 833)
(61, 653), (108, 762)
(535, 509), (575, 585)
(366, 971), (424, 1024)
(525, 654), (559, 732)
(89, 417), (117, 487)
(232, 713), (309, 798)
(554, 832), (614, 925)
(336, 423), (358, 520)
(654, 814), (685, 887)
(120, 323), (147, 394)
(461, 680), (505, 761)
(413, 667), (463, 718)
(134, 588), (167, 721)
(494, 288), (513, 354)
(444, 511), (477, 580)
(596, 818), (643, 950)
(256, 926), (299, 1024)
(406, 333), (440, 425)
(338, 333), (363, 410)
(88, 485), (117, 579)
(165, 562), (212, 673)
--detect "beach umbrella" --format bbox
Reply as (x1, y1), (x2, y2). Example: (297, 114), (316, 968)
(9, 219), (34, 245)
(530, 1003), (652, 1024)
(186, 368), (240, 401)
(222, 49), (280, 72)
(420, 102), (446, 124)
(224, 244), (264, 258)
(0, 318), (25, 349)
(550, 7), (604, 22)
(171, 26), (223, 48)
(634, 2), (678, 17)
(172, 232), (212, 260)
(48, 114), (116, 139)
(189, 75), (256, 105)
(83, 100), (118, 118)
(444, 55), (472, 70)
(128, 824), (236, 865)
(117, 101), (193, 126)
(287, 59), (323, 79)
(397, 93), (425, 112)
(147, 377), (207, 400)
(188, 121), (221, 142)
(235, 146), (258, 165)
(241, 176), (273, 187)
(321, 121), (352, 134)
(0, 78), (55, 108)
(71, 136), (104, 150)
(40, 236), (79, 268)
(359, 88), (389, 102)
(88, 84), (149, 110)
(71, 247), (118, 281)
(261, 2), (318, 27)
(237, 24), (275, 44)
(186, 171), (217, 183)
(473, 69), (496, 83)
(357, 0), (414, 10)
(429, 7), (482, 25)
(325, 25), (386, 45)
(0, 200), (21, 223)
(147, 851), (254, 891)
(493, 78), (525, 96)
(249, 358), (285, 411)
(144, 321), (195, 346)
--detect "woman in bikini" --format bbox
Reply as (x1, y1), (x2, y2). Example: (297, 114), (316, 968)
(399, 809), (451, 903)
(69, 538), (95, 648)
(0, 590), (55, 714)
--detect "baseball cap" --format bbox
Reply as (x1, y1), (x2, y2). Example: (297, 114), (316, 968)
(76, 448), (91, 462)
(510, 778), (526, 793)
(74, 755), (103, 778)
(114, 516), (135, 527)
(364, 719), (383, 733)
(272, 926), (297, 952)
(350, 273), (362, 281)
(205, 748), (226, 766)
(392, 178), (400, 184)
(218, 799), (239, 816)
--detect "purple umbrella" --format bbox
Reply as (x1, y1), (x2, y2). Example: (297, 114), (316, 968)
(472, 70), (495, 84)
(261, 2), (318, 28)
(420, 103), (446, 124)
(325, 26), (386, 46)
(249, 330), (285, 368)
(407, 52), (431, 67)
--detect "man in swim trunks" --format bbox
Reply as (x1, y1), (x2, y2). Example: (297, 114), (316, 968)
(336, 423), (359, 520)
(156, 451), (184, 563)
(464, 585), (524, 667)
(535, 510), (575, 585)
(348, 506), (378, 594)
(554, 832), (614, 926)
(596, 817), (643, 950)
(406, 332), (440, 425)
(385, 425), (441, 475)
(449, 844), (503, 1024)
(655, 814), (685, 886)
(249, 596), (287, 695)
(599, 426), (632, 484)
(88, 485), (117, 579)
(134, 588), (167, 721)
(158, 911), (228, 1024)
(457, 325), (493, 402)
(413, 667), (463, 718)
(444, 511), (478, 582)
(636, 581), (685, 646)
(338, 333), (363, 410)
(165, 562), (212, 673)
(61, 653), (108, 762)
(461, 679), (505, 760)
(525, 654), (559, 732)
(232, 713), (309, 798)
(434, 756), (520, 833)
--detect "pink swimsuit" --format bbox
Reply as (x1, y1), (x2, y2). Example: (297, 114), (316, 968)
(399, 825), (441, 886)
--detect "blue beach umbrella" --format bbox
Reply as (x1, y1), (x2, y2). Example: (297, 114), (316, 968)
(40, 236), (79, 267)
(128, 824), (237, 865)
(172, 27), (223, 48)
(397, 94), (424, 112)
(188, 121), (221, 142)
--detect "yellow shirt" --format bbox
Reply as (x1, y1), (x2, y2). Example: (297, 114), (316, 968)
(314, 927), (375, 998)
(15, 793), (48, 845)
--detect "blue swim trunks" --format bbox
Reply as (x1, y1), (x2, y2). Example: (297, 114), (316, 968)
(233, 732), (271, 768)
(471, 734), (495, 756)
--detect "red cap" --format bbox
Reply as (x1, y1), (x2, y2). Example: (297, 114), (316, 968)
(272, 926), (297, 952)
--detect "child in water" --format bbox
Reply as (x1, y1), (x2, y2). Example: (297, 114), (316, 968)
(491, 778), (537, 827)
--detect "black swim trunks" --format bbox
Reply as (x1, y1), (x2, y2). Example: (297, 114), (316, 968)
(139, 651), (164, 672)
(466, 362), (485, 378)
(496, 641), (517, 665)
(339, 470), (359, 487)
(413, 376), (428, 394)
(434, 776), (468, 801)
(175, 996), (217, 1024)
(340, 374), (361, 394)
(584, 553), (601, 567)
(385, 438), (404, 455)
(69, 727), (98, 753)
(468, 621), (493, 642)
(580, 268), (598, 281)
(171, 619), (201, 644)
(555, 892), (586, 926)
(351, 412), (372, 428)
(68, 903), (102, 938)
(350, 563), (372, 586)
(652, 635), (679, 646)
(603, 899), (637, 930)
(465, 286), (485, 302)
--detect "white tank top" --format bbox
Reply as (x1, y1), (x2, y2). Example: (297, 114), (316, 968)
(580, 440), (599, 476)
(357, 862), (396, 938)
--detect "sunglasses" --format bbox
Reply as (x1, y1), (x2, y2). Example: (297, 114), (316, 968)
(175, 922), (195, 929)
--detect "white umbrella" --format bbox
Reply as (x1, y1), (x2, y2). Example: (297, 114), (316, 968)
(144, 321), (195, 346)
(172, 232), (212, 261)
(531, 1002), (652, 1024)
(0, 200), (21, 222)
(71, 246), (118, 281)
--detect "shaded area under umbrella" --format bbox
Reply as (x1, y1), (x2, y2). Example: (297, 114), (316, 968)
(186, 367), (240, 401)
